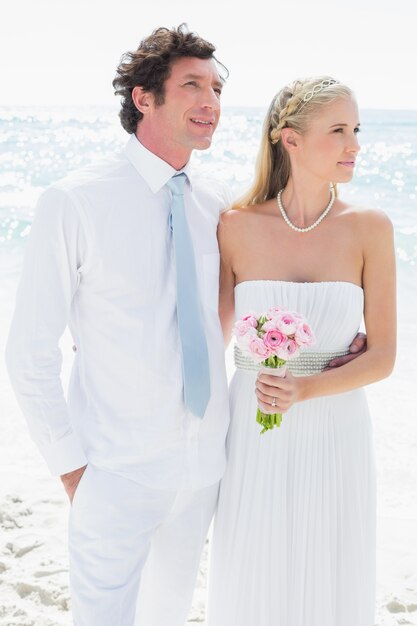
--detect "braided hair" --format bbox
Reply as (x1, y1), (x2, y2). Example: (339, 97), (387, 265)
(233, 76), (352, 209)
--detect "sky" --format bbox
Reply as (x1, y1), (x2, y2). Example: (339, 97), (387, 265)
(0, 0), (416, 110)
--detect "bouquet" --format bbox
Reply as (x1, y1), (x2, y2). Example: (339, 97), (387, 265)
(233, 307), (315, 434)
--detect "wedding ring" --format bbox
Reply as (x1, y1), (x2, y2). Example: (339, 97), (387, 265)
(271, 397), (276, 407)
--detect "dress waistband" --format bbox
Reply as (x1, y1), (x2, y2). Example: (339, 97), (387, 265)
(233, 345), (350, 376)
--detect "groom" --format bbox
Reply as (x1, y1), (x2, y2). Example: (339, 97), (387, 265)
(6, 23), (365, 626)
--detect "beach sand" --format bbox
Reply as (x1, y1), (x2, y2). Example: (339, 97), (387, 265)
(0, 273), (416, 626)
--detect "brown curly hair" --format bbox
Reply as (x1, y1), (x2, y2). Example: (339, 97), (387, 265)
(113, 23), (227, 134)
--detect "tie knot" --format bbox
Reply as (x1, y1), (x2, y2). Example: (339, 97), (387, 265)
(166, 173), (187, 196)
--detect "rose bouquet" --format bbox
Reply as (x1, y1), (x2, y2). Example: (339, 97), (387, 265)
(233, 307), (315, 434)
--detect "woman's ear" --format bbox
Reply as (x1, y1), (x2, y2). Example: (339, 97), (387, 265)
(280, 127), (300, 152)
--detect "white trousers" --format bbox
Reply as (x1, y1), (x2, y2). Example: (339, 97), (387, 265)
(68, 463), (219, 626)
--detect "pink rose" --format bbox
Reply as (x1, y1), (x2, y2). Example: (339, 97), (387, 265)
(295, 322), (315, 347)
(263, 330), (287, 351)
(276, 312), (297, 335)
(284, 338), (299, 357)
(235, 327), (258, 355)
(233, 319), (257, 338)
(242, 313), (258, 327)
(276, 338), (299, 360)
(248, 336), (271, 363)
(261, 318), (279, 332)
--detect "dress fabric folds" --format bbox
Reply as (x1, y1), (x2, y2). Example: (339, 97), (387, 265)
(207, 281), (376, 626)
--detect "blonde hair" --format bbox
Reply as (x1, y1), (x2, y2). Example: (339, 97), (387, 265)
(234, 76), (353, 209)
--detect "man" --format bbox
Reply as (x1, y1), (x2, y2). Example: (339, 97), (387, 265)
(6, 24), (230, 626)
(6, 23), (365, 626)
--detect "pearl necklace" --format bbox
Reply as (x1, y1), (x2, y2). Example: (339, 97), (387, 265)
(277, 187), (335, 233)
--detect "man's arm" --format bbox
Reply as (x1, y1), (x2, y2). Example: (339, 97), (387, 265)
(5, 186), (88, 478)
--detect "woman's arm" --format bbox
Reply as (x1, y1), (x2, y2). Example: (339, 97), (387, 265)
(256, 210), (397, 411)
(218, 212), (237, 346)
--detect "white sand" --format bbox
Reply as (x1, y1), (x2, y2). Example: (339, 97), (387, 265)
(0, 272), (416, 626)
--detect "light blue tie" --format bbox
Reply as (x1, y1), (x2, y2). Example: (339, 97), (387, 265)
(167, 173), (211, 418)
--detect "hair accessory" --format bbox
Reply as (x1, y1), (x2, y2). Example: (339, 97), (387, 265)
(303, 79), (339, 103)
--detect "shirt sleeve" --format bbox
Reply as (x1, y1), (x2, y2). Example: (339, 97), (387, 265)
(5, 186), (89, 476)
(219, 182), (234, 213)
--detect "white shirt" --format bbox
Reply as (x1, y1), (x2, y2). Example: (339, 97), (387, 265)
(6, 135), (231, 490)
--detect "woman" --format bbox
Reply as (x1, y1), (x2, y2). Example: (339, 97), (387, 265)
(206, 77), (396, 626)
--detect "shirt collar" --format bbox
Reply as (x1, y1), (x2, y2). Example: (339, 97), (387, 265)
(124, 134), (193, 194)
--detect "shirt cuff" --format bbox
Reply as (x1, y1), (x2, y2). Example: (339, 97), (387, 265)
(39, 432), (88, 476)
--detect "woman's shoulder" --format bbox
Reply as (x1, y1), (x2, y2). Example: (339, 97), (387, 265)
(217, 205), (265, 255)
(218, 209), (246, 246)
(339, 202), (393, 232)
(219, 201), (272, 226)
(339, 205), (395, 259)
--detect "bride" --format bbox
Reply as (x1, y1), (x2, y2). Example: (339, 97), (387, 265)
(206, 77), (396, 626)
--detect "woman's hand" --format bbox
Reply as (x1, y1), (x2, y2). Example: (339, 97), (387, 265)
(255, 371), (302, 414)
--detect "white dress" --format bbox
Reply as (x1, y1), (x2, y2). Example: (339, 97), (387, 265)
(207, 281), (376, 626)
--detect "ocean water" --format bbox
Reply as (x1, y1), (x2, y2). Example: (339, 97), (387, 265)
(0, 105), (416, 285)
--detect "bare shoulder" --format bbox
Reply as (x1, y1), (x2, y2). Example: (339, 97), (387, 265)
(353, 208), (395, 263)
(341, 203), (393, 236)
(218, 205), (262, 258)
(358, 206), (392, 226)
(218, 204), (262, 234)
(218, 209), (239, 252)
(219, 203), (260, 222)
(219, 207), (243, 228)
(361, 208), (393, 243)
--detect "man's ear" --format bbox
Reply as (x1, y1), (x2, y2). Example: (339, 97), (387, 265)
(280, 127), (300, 152)
(132, 86), (154, 115)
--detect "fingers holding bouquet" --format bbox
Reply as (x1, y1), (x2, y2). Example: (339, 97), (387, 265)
(255, 369), (299, 415)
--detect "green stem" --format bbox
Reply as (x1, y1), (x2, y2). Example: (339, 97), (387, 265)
(256, 408), (283, 435)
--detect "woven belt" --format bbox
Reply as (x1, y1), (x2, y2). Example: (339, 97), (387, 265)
(234, 345), (350, 376)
